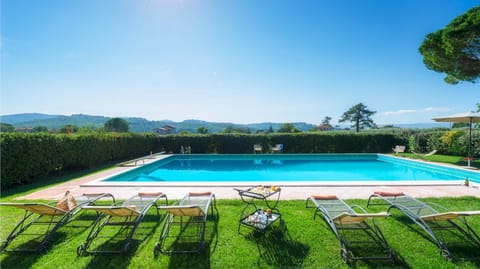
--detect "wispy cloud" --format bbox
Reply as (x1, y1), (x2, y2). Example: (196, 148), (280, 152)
(424, 107), (451, 112)
(382, 109), (417, 115)
(381, 107), (451, 116)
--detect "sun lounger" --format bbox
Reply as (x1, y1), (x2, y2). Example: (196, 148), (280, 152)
(306, 195), (395, 263)
(392, 145), (406, 154)
(271, 144), (283, 153)
(253, 144), (263, 154)
(154, 192), (217, 255)
(77, 192), (167, 255)
(367, 191), (480, 259)
(413, 150), (438, 157)
(0, 192), (115, 252)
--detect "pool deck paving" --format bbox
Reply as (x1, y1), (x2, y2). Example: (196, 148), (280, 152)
(14, 156), (480, 201)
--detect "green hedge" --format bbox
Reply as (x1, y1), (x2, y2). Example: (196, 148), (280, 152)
(4, 130), (478, 189)
(156, 133), (404, 154)
(1, 132), (406, 188)
(0, 133), (160, 188)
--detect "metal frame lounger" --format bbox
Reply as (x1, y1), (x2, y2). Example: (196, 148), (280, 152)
(306, 195), (395, 263)
(367, 191), (480, 259)
(0, 192), (115, 252)
(154, 192), (217, 255)
(77, 192), (167, 255)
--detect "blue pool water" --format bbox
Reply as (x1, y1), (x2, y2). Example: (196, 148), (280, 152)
(102, 154), (480, 183)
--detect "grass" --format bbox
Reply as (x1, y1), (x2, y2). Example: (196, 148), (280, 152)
(0, 163), (118, 199)
(1, 195), (479, 268)
(1, 154), (479, 268)
(393, 153), (480, 169)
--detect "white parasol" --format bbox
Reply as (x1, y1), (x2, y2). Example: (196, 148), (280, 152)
(433, 112), (480, 167)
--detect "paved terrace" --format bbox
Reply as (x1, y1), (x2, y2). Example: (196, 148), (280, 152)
(15, 155), (480, 201)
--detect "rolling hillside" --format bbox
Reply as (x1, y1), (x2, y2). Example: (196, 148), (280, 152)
(1, 113), (316, 133)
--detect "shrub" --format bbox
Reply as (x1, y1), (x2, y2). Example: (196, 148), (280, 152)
(0, 133), (159, 188)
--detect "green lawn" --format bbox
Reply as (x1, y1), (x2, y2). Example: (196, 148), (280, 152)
(393, 153), (480, 169)
(1, 196), (479, 268)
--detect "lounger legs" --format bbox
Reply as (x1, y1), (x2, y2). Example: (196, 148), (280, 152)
(2, 212), (72, 252)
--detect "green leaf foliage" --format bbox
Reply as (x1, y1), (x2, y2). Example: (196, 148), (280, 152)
(0, 123), (15, 132)
(339, 103), (377, 132)
(408, 130), (479, 156)
(0, 133), (159, 188)
(104, 118), (129, 132)
(419, 6), (480, 84)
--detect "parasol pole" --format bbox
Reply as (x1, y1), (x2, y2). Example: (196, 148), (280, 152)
(468, 117), (472, 167)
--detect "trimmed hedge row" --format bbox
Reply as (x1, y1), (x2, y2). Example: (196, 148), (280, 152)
(156, 133), (404, 154)
(1, 132), (405, 188)
(0, 133), (160, 188)
(4, 130), (478, 189)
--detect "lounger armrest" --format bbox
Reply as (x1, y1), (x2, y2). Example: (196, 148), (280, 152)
(421, 210), (480, 222)
(159, 205), (199, 209)
(82, 205), (141, 216)
(0, 203), (68, 215)
(81, 193), (109, 198)
(159, 205), (205, 216)
(78, 193), (116, 204)
(334, 212), (390, 224)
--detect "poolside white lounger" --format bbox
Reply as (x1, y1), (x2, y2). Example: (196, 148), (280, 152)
(306, 194), (395, 263)
(154, 192), (217, 255)
(367, 191), (480, 260)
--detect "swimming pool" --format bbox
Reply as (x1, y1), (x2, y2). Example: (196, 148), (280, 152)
(94, 154), (480, 185)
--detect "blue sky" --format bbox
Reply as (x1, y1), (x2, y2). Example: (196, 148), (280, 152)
(1, 0), (479, 125)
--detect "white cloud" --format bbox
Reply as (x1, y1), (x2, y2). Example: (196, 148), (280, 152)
(376, 106), (454, 124)
(424, 107), (451, 112)
(381, 107), (452, 116)
(382, 109), (417, 115)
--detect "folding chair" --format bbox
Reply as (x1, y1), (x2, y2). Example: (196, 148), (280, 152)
(154, 192), (217, 255)
(77, 192), (167, 255)
(306, 194), (395, 263)
(367, 191), (480, 259)
(0, 192), (115, 252)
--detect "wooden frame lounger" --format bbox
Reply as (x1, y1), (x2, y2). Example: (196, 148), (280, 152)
(0, 193), (115, 252)
(306, 195), (395, 264)
(77, 192), (167, 255)
(154, 192), (217, 255)
(367, 191), (480, 259)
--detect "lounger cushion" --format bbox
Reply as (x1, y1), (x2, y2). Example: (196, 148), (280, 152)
(189, 192), (212, 196)
(311, 195), (338, 200)
(374, 191), (404, 197)
(138, 192), (163, 197)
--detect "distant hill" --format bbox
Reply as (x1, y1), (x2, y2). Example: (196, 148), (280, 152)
(387, 123), (451, 129)
(1, 113), (61, 124)
(1, 113), (452, 133)
(0, 113), (316, 133)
